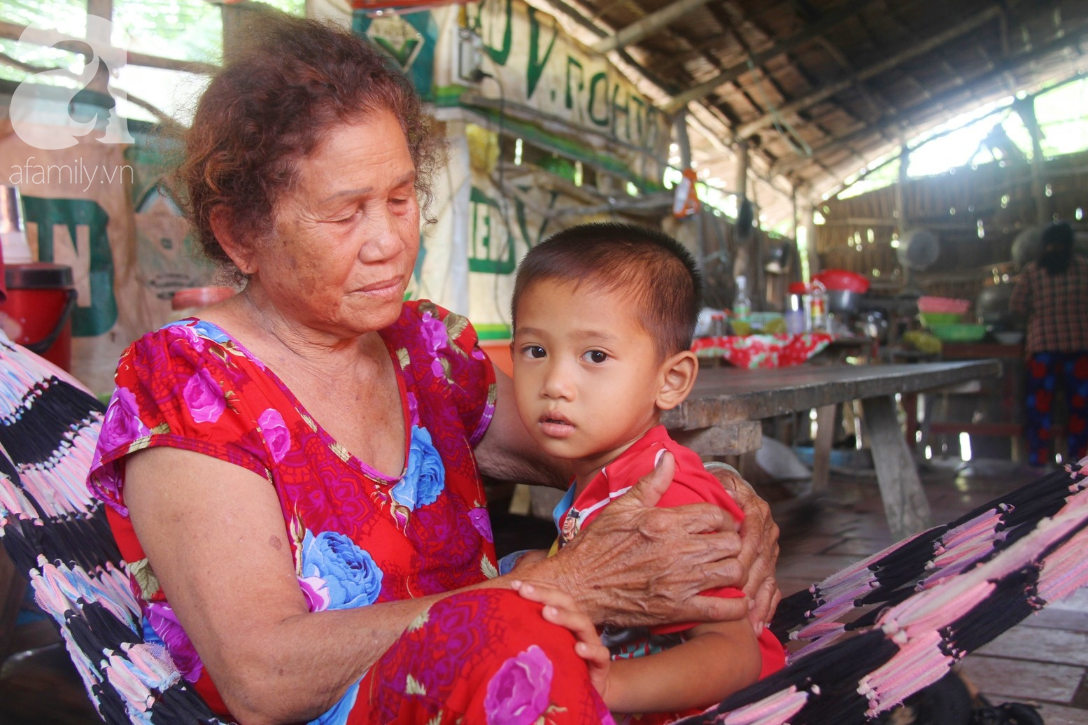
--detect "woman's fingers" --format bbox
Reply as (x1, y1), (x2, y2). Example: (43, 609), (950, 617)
(709, 468), (782, 626)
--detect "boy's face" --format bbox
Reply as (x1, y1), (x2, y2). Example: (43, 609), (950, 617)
(512, 278), (668, 476)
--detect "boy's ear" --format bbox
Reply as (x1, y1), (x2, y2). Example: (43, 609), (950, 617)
(656, 350), (698, 411)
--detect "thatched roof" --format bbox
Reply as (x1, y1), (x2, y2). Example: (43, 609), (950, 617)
(546, 0), (1087, 224)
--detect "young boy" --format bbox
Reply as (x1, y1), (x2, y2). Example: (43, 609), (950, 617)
(508, 222), (785, 723)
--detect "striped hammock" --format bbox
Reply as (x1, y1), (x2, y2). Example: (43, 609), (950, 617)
(2, 330), (1086, 724)
(0, 333), (224, 724)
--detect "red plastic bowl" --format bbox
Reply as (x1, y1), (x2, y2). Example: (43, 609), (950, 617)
(813, 269), (870, 293)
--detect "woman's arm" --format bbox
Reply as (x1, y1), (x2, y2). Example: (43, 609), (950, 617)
(124, 447), (446, 724)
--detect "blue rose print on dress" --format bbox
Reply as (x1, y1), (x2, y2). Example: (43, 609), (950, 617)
(309, 682), (359, 725)
(300, 530), (384, 610)
(390, 426), (446, 511)
(300, 531), (382, 725)
(192, 320), (233, 345)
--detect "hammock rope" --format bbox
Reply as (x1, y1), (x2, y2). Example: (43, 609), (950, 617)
(677, 462), (1088, 724)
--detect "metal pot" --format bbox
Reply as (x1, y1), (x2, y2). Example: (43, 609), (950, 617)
(976, 283), (1016, 326)
(859, 310), (889, 343)
(827, 288), (862, 316)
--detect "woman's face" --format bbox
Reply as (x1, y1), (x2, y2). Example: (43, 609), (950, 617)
(251, 111), (420, 337)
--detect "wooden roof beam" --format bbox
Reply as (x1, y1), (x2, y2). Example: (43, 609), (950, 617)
(769, 26), (1088, 176)
(661, 0), (883, 114)
(592, 0), (716, 54)
(737, 7), (1003, 139)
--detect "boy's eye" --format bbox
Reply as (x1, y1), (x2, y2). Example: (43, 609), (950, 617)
(584, 350), (608, 364)
(525, 345), (547, 359)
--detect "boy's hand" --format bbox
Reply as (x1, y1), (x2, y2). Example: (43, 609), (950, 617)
(513, 581), (614, 701)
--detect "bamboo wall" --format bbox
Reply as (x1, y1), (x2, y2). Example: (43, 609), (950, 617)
(816, 151), (1088, 301)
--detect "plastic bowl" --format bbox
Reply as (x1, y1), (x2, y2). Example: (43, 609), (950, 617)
(813, 269), (870, 293)
(928, 323), (987, 342)
(920, 312), (962, 327)
(994, 331), (1024, 345)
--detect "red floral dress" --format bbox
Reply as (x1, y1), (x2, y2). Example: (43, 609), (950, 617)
(87, 301), (613, 725)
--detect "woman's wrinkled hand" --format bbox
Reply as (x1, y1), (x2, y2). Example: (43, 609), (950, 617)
(518, 452), (749, 629)
(710, 466), (782, 629)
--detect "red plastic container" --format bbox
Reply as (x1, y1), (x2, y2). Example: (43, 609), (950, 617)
(0, 263), (77, 371)
(813, 269), (870, 294)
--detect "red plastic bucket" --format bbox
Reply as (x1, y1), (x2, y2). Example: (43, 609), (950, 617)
(0, 263), (77, 371)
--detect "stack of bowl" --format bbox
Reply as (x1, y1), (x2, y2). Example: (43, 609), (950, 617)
(917, 296), (986, 342)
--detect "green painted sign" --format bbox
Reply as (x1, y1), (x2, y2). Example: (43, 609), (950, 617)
(22, 196), (118, 337)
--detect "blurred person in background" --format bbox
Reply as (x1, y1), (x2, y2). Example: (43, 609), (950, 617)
(1010, 221), (1088, 469)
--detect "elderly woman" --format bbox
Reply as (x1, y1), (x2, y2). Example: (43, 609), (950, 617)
(88, 15), (779, 725)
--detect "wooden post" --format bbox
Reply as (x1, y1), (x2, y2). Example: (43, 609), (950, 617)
(896, 141), (912, 286)
(1019, 98), (1050, 227)
(85, 0), (112, 94)
(811, 404), (836, 495)
(805, 203), (819, 278)
(861, 395), (932, 539)
(221, 1), (276, 63)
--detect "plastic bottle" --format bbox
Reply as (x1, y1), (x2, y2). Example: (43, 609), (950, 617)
(810, 280), (828, 332)
(732, 275), (751, 320)
(786, 282), (810, 334)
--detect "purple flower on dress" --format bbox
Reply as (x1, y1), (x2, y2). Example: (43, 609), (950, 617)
(421, 312), (449, 379)
(182, 368), (225, 424)
(300, 530), (383, 610)
(258, 408), (291, 463)
(161, 321), (205, 352)
(99, 386), (150, 453)
(391, 426), (445, 511)
(484, 645), (554, 725)
(298, 575), (331, 612)
(469, 508), (493, 543)
(420, 312), (449, 355)
(143, 602), (203, 682)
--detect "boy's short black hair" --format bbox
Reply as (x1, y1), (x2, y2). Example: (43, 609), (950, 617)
(511, 222), (703, 359)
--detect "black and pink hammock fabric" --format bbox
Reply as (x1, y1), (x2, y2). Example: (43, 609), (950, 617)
(2, 331), (1087, 725)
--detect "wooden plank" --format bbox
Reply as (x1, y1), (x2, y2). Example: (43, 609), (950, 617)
(862, 396), (932, 539)
(0, 546), (26, 662)
(670, 421), (762, 457)
(811, 404), (836, 494)
(663, 361), (1000, 430)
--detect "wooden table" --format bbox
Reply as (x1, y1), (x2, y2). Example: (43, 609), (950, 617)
(661, 360), (1001, 539)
